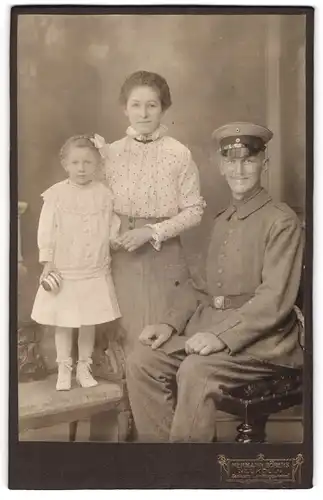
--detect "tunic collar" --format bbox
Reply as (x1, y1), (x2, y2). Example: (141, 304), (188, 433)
(223, 188), (272, 220)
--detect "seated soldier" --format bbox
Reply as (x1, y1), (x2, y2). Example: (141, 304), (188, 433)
(126, 122), (304, 442)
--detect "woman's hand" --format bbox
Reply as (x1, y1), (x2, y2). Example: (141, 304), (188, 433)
(110, 238), (123, 251)
(118, 227), (154, 252)
(39, 262), (60, 284)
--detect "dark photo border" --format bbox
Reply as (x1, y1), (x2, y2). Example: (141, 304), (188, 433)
(9, 4), (314, 490)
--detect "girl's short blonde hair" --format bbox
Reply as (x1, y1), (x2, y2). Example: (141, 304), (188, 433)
(59, 135), (101, 162)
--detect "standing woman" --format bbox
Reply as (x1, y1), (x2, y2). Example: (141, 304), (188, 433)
(104, 70), (205, 354)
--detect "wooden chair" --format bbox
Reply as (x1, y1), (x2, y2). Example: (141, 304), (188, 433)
(218, 251), (305, 443)
(218, 367), (303, 443)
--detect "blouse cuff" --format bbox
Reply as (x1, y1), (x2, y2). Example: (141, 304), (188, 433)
(39, 248), (53, 263)
(145, 224), (162, 251)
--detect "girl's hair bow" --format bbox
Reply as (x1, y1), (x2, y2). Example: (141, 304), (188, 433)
(90, 134), (109, 158)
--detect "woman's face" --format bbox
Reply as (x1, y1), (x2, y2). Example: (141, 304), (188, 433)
(124, 85), (164, 135)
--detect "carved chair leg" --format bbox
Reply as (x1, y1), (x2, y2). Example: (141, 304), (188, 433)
(236, 415), (268, 443)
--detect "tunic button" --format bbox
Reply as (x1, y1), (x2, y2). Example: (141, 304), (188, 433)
(217, 282), (223, 288)
(218, 269), (223, 274)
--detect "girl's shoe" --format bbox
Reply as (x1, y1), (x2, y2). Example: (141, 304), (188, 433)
(56, 358), (73, 391)
(76, 358), (98, 388)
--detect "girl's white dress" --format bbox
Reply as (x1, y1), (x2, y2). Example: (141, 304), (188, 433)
(31, 180), (121, 328)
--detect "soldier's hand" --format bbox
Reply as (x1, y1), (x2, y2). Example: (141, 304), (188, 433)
(139, 324), (175, 350)
(185, 332), (227, 356)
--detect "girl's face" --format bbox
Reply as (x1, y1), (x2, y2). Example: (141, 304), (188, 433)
(124, 85), (164, 135)
(62, 146), (100, 185)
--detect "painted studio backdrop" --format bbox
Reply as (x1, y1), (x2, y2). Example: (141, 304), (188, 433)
(17, 14), (306, 372)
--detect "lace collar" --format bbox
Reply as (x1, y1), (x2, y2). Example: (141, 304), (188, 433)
(126, 124), (168, 143)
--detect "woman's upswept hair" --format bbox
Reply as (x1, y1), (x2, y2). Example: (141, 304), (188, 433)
(119, 70), (172, 111)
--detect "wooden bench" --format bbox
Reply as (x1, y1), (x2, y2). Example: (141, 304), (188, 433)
(18, 374), (130, 442)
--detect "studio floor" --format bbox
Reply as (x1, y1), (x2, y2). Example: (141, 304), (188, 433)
(19, 410), (303, 443)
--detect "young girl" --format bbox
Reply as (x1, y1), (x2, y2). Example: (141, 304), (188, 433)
(101, 70), (205, 354)
(31, 135), (121, 391)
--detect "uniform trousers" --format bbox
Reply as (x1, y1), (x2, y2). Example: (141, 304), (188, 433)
(126, 336), (284, 442)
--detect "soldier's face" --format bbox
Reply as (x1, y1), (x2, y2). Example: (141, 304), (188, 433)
(220, 152), (266, 200)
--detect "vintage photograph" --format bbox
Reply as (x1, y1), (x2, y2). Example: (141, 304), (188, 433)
(12, 6), (312, 485)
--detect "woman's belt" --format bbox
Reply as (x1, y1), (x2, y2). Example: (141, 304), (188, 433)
(116, 213), (168, 230)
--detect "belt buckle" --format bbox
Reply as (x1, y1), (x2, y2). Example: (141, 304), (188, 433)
(213, 296), (225, 309)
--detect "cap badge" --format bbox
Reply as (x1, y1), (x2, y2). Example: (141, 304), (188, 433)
(236, 127), (240, 133)
(235, 138), (240, 143)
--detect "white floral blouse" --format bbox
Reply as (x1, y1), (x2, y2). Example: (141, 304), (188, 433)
(102, 126), (205, 247)
(37, 180), (120, 279)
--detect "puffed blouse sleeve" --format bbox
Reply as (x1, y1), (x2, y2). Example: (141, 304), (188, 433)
(147, 149), (206, 250)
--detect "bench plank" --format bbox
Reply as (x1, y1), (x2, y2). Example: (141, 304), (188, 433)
(19, 374), (124, 433)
